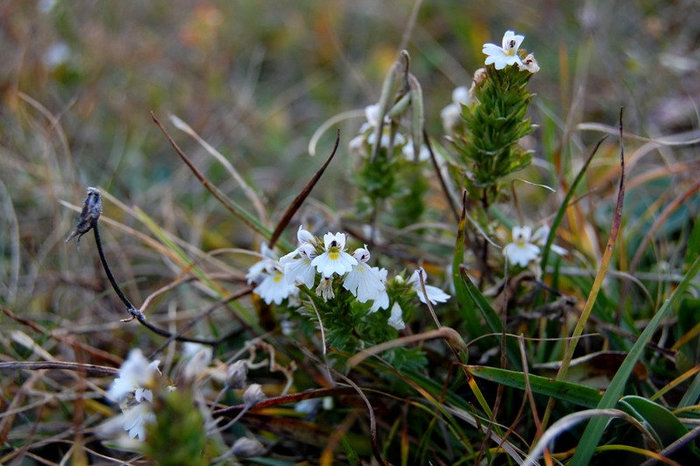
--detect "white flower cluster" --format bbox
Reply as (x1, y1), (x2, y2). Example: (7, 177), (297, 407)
(102, 349), (161, 440)
(349, 104), (430, 161)
(503, 225), (567, 268)
(482, 30), (540, 73)
(247, 226), (451, 330)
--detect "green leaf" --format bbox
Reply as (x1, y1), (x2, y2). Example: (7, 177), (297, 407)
(468, 365), (602, 408)
(570, 254), (700, 465)
(618, 395), (689, 447)
(458, 266), (522, 370)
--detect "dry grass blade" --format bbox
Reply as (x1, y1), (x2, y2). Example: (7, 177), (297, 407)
(267, 130), (340, 248)
(543, 109), (627, 428)
(525, 408), (661, 466)
(151, 112), (273, 241)
(0, 361), (118, 377)
(169, 114), (269, 225)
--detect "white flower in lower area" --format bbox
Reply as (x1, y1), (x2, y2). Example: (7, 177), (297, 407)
(311, 232), (357, 278)
(182, 343), (213, 381)
(369, 267), (390, 313)
(483, 30), (525, 70)
(246, 244), (278, 285)
(387, 302), (406, 330)
(531, 225), (567, 256)
(281, 243), (317, 289)
(315, 276), (335, 302)
(343, 246), (386, 303)
(121, 402), (155, 441)
(108, 349), (161, 403)
(253, 266), (298, 305)
(503, 226), (540, 267)
(407, 268), (451, 305)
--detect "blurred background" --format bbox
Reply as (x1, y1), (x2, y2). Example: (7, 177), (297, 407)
(1, 0), (698, 347)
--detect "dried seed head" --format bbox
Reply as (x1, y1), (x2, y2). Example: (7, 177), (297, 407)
(66, 187), (102, 243)
(242, 383), (265, 406)
(231, 437), (265, 457)
(226, 360), (248, 389)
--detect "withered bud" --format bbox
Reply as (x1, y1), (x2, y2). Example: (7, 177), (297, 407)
(231, 437), (265, 458)
(66, 187), (102, 243)
(226, 360), (248, 389)
(243, 383), (265, 406)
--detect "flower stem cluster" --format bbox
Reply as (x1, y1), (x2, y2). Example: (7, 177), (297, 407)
(448, 30), (539, 203)
(246, 226), (451, 350)
(349, 51), (430, 229)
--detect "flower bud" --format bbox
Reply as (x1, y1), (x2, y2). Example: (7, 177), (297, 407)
(243, 383), (265, 406)
(232, 437), (265, 457)
(226, 360), (248, 389)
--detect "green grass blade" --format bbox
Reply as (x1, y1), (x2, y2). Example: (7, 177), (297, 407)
(452, 195), (485, 340)
(569, 254), (700, 465)
(468, 365), (602, 408)
(458, 266), (522, 370)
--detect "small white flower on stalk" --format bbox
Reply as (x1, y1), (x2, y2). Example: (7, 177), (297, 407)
(402, 140), (431, 161)
(369, 267), (390, 313)
(281, 242), (317, 289)
(246, 244), (278, 285)
(182, 343), (213, 381)
(315, 276), (335, 302)
(108, 349), (161, 403)
(407, 268), (451, 305)
(441, 86), (472, 133)
(387, 302), (406, 330)
(120, 402), (156, 441)
(311, 232), (357, 278)
(253, 264), (298, 305)
(532, 225), (567, 256)
(482, 30), (525, 70)
(520, 53), (540, 73)
(503, 226), (540, 267)
(342, 246), (386, 303)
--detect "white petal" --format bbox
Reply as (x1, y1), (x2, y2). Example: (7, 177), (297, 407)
(297, 225), (315, 245)
(387, 302), (405, 330)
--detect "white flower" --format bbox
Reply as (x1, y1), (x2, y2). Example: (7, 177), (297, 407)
(407, 268), (451, 305)
(441, 85), (475, 134)
(402, 140), (431, 161)
(503, 226), (540, 267)
(349, 134), (366, 156)
(482, 30), (525, 70)
(253, 265), (298, 305)
(369, 267), (390, 313)
(343, 246), (386, 303)
(367, 129), (406, 151)
(315, 276), (335, 302)
(282, 243), (317, 289)
(296, 225), (315, 245)
(311, 232), (358, 278)
(121, 402), (155, 440)
(387, 302), (406, 330)
(108, 349), (161, 403)
(520, 53), (540, 73)
(182, 343), (212, 381)
(246, 244), (278, 285)
(532, 225), (567, 256)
